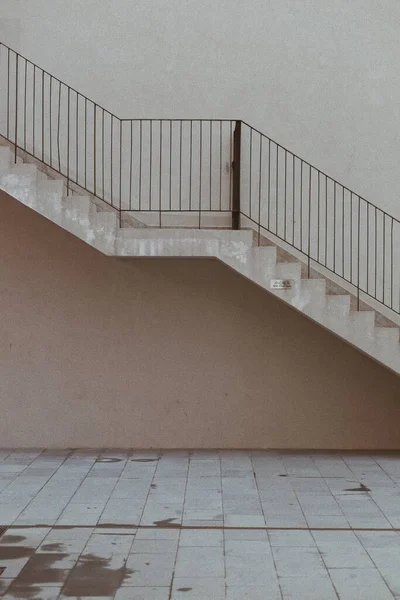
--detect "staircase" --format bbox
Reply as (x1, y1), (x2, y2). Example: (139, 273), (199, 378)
(1, 42), (400, 376)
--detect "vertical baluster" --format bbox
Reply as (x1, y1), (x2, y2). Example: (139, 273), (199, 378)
(119, 119), (122, 213)
(94, 103), (97, 197)
(110, 116), (113, 206)
(7, 47), (10, 140)
(199, 120), (203, 229)
(189, 121), (193, 212)
(159, 119), (163, 227)
(33, 65), (36, 154)
(14, 52), (18, 162)
(67, 87), (70, 195)
(357, 196), (361, 310)
(102, 110), (105, 201)
(317, 171), (320, 263)
(219, 121), (222, 211)
(23, 58), (27, 150)
(129, 120), (133, 211)
(284, 150), (287, 242)
(308, 165), (312, 277)
(149, 120), (153, 211)
(139, 120), (142, 211)
(258, 134), (262, 246)
(57, 81), (61, 172)
(169, 120), (172, 212)
(275, 144), (279, 235)
(249, 127), (252, 221)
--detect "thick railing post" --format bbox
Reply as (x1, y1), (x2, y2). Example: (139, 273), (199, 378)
(232, 120), (241, 230)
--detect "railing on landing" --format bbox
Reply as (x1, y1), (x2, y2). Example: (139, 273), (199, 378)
(1, 41), (399, 316)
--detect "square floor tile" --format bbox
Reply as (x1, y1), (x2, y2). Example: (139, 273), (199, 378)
(172, 577), (225, 599)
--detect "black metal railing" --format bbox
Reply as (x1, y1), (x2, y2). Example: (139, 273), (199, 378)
(238, 121), (400, 315)
(0, 41), (399, 316)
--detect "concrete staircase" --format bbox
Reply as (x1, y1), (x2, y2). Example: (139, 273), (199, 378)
(1, 144), (399, 376)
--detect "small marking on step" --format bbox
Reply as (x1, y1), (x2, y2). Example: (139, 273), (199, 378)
(270, 279), (293, 290)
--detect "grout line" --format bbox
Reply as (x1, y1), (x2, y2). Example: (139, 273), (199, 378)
(250, 453), (284, 600)
(168, 455), (190, 600)
(292, 462), (340, 600)
(3, 524), (400, 532)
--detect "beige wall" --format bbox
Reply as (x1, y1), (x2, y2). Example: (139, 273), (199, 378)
(0, 191), (400, 449)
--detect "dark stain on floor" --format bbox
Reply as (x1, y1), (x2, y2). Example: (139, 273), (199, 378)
(153, 518), (180, 528)
(177, 587), (193, 592)
(344, 483), (371, 492)
(39, 543), (64, 552)
(131, 458), (159, 462)
(2, 583), (50, 599)
(96, 458), (123, 463)
(13, 553), (70, 585)
(0, 584), (55, 600)
(61, 553), (133, 596)
(0, 534), (26, 544)
(0, 546), (35, 560)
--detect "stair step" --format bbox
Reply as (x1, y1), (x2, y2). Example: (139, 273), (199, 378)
(300, 279), (326, 320)
(240, 247), (277, 286)
(62, 195), (93, 224)
(324, 295), (351, 335)
(36, 179), (65, 220)
(0, 147), (13, 172)
(275, 262), (302, 281)
(374, 327), (399, 351)
(36, 170), (48, 181)
(371, 327), (400, 371)
(350, 311), (376, 352)
(0, 164), (38, 207)
(270, 262), (302, 305)
(326, 295), (351, 315)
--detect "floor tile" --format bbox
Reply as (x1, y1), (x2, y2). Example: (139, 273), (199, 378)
(172, 577), (225, 599)
(175, 546), (224, 578)
(329, 568), (394, 600)
(280, 574), (337, 599)
(124, 553), (177, 586)
(115, 588), (170, 600)
(272, 546), (326, 576)
(226, 587), (282, 600)
(268, 530), (315, 547)
(179, 529), (223, 547)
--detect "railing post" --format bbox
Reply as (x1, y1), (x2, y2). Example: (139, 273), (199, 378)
(232, 120), (241, 230)
(14, 53), (19, 163)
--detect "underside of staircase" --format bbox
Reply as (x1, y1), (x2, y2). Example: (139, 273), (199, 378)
(1, 138), (399, 377)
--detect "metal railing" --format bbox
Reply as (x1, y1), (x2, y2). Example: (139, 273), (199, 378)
(1, 41), (399, 315)
(237, 121), (400, 315)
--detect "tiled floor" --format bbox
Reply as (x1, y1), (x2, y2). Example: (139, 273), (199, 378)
(1, 450), (400, 598)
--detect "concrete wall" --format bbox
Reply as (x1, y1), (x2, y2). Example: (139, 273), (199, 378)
(1, 1), (400, 218)
(0, 190), (399, 449)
